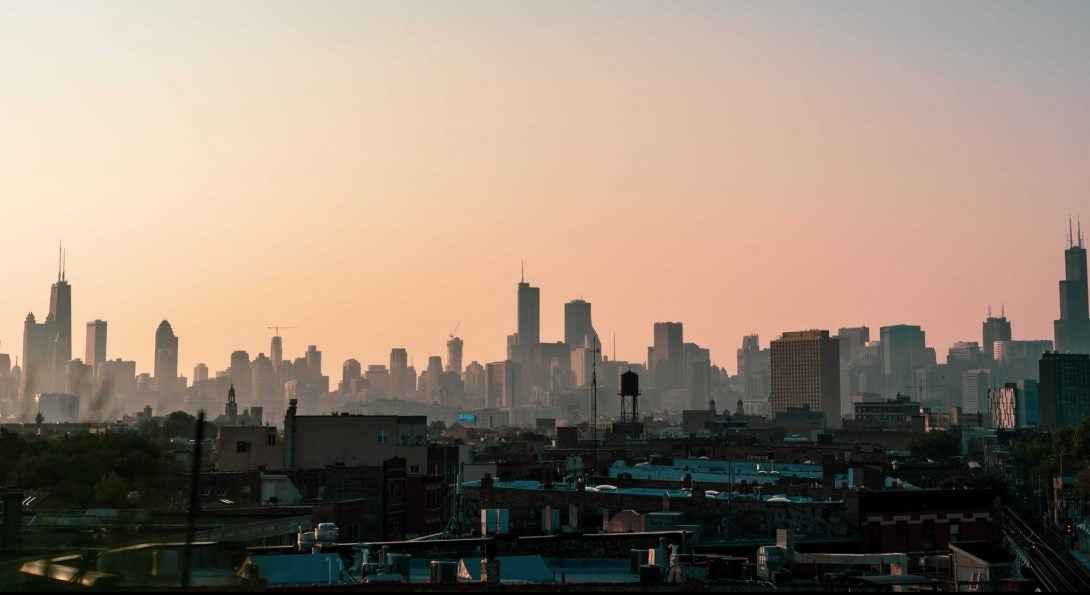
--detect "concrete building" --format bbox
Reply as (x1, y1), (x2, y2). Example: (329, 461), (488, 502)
(390, 348), (409, 399)
(770, 330), (841, 428)
(284, 400), (428, 473)
(961, 369), (992, 416)
(880, 325), (934, 400)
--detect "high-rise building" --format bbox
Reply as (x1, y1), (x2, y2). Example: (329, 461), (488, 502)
(364, 365), (389, 398)
(85, 320), (107, 373)
(737, 334), (771, 404)
(837, 327), (870, 363)
(251, 353), (275, 404)
(564, 299), (592, 350)
(770, 330), (841, 428)
(517, 274), (541, 346)
(982, 309), (1012, 359)
(193, 363), (209, 384)
(464, 361), (486, 404)
(880, 325), (934, 399)
(305, 345), (322, 378)
(446, 336), (464, 376)
(229, 350), (251, 402)
(19, 254), (75, 410)
(649, 322), (683, 390)
(961, 369), (992, 415)
(270, 335), (283, 370)
(994, 339), (1053, 382)
(341, 359), (362, 396)
(425, 356), (443, 402)
(988, 384), (1017, 430)
(153, 320), (179, 393)
(99, 358), (137, 412)
(1055, 220), (1090, 353)
(390, 348), (409, 399)
(485, 360), (521, 410)
(48, 258), (72, 378)
(1039, 352), (1090, 430)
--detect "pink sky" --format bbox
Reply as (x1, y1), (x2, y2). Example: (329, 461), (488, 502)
(2, 2), (1089, 377)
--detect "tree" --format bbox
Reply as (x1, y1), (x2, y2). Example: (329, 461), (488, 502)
(908, 430), (960, 461)
(91, 471), (130, 508)
(428, 420), (447, 434)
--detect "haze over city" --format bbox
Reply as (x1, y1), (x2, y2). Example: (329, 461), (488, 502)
(2, 1), (1089, 375)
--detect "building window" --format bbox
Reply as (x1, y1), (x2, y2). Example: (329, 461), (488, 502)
(236, 441), (252, 453)
(410, 465), (420, 474)
(378, 429), (388, 444)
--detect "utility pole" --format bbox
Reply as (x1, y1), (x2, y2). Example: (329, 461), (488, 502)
(591, 335), (600, 480)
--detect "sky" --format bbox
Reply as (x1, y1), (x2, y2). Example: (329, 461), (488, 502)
(2, 1), (1089, 378)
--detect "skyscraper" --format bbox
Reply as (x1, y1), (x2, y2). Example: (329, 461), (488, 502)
(564, 299), (592, 350)
(446, 336), (464, 376)
(229, 350), (251, 402)
(390, 348), (409, 398)
(1038, 352), (1090, 430)
(880, 325), (934, 399)
(341, 359), (361, 396)
(649, 322), (683, 390)
(485, 360), (521, 410)
(85, 320), (107, 372)
(982, 309), (1012, 359)
(517, 271), (540, 346)
(153, 320), (178, 392)
(193, 363), (209, 384)
(1054, 219), (1090, 353)
(770, 330), (841, 428)
(48, 251), (72, 378)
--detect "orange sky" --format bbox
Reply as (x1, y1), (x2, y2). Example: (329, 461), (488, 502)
(2, 1), (1089, 377)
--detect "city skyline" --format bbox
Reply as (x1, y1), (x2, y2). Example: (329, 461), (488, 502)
(0, 226), (1078, 382)
(3, 2), (1090, 377)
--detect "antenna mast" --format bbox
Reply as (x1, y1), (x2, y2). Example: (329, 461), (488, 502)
(591, 334), (599, 481)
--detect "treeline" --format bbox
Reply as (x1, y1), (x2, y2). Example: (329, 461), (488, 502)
(0, 415), (203, 509)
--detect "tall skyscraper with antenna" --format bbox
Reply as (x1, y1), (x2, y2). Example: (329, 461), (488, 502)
(1055, 217), (1090, 354)
(517, 264), (540, 346)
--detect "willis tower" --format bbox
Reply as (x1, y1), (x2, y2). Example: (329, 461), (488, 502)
(1055, 218), (1090, 354)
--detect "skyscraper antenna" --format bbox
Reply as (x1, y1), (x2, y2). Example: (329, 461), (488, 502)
(57, 242), (63, 282)
(1069, 216), (1074, 249)
(1080, 214), (1084, 248)
(988, 304), (992, 318)
(521, 260), (524, 283)
(1001, 303), (1005, 318)
(62, 247), (66, 282)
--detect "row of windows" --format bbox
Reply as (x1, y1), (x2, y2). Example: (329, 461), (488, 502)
(376, 430), (426, 445)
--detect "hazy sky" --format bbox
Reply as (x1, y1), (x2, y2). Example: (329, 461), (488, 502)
(2, 1), (1089, 378)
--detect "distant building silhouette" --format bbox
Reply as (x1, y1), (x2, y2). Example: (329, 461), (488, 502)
(229, 350), (251, 402)
(390, 348), (409, 399)
(517, 270), (540, 346)
(770, 330), (841, 428)
(485, 360), (521, 409)
(1054, 219), (1090, 353)
(880, 325), (934, 400)
(85, 320), (107, 374)
(982, 309), (1012, 359)
(446, 336), (463, 376)
(564, 299), (592, 350)
(153, 320), (179, 395)
(649, 322), (683, 390)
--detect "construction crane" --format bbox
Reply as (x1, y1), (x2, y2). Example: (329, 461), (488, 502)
(449, 321), (460, 339)
(268, 325), (298, 337)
